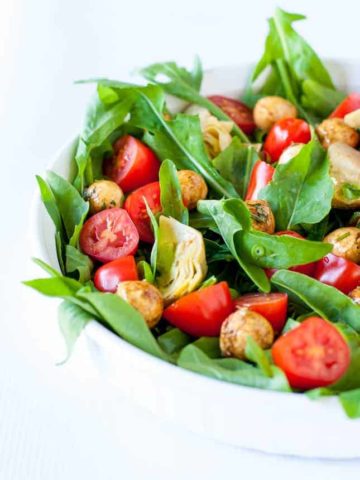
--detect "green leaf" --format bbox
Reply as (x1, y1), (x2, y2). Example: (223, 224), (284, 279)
(76, 291), (168, 361)
(212, 138), (259, 198)
(23, 276), (82, 297)
(301, 79), (346, 117)
(159, 159), (188, 224)
(245, 337), (273, 377)
(340, 183), (360, 201)
(46, 171), (89, 242)
(36, 176), (64, 235)
(339, 389), (360, 419)
(281, 317), (300, 334)
(140, 58), (249, 142)
(177, 344), (290, 392)
(58, 300), (94, 364)
(157, 328), (192, 355)
(271, 270), (360, 332)
(137, 260), (154, 283)
(65, 245), (93, 283)
(32, 257), (61, 278)
(144, 200), (159, 282)
(260, 138), (333, 230)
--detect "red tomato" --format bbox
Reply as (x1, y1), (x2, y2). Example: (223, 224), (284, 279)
(265, 231), (317, 278)
(124, 182), (161, 243)
(272, 316), (350, 390)
(234, 293), (288, 333)
(79, 208), (139, 263)
(163, 282), (233, 337)
(208, 95), (256, 134)
(264, 118), (311, 163)
(329, 93), (360, 119)
(245, 160), (275, 201)
(94, 256), (138, 293)
(314, 253), (360, 294)
(104, 135), (160, 193)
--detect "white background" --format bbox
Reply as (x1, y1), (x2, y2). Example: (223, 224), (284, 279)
(1, 0), (360, 478)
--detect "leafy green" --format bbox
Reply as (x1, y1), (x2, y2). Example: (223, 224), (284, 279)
(341, 183), (360, 201)
(159, 159), (188, 224)
(140, 58), (249, 142)
(245, 337), (273, 377)
(177, 344), (290, 392)
(137, 260), (154, 283)
(271, 270), (360, 332)
(339, 389), (360, 419)
(301, 79), (346, 118)
(260, 138), (333, 230)
(23, 276), (82, 297)
(212, 138), (259, 198)
(65, 245), (93, 283)
(157, 328), (192, 355)
(32, 257), (61, 278)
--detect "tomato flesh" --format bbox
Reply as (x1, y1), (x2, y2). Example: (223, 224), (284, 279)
(163, 282), (234, 337)
(245, 160), (275, 201)
(265, 231), (316, 278)
(234, 293), (288, 333)
(329, 93), (360, 119)
(124, 181), (162, 243)
(104, 135), (160, 193)
(94, 256), (138, 293)
(272, 316), (350, 390)
(79, 208), (139, 263)
(264, 118), (311, 163)
(314, 253), (360, 294)
(208, 95), (256, 134)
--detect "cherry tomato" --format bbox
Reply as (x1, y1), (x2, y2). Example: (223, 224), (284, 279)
(208, 95), (256, 134)
(245, 160), (275, 201)
(329, 93), (360, 119)
(272, 316), (350, 390)
(264, 118), (311, 163)
(104, 135), (160, 193)
(79, 208), (139, 263)
(94, 256), (138, 293)
(234, 293), (288, 333)
(163, 282), (234, 337)
(124, 182), (161, 243)
(314, 253), (360, 294)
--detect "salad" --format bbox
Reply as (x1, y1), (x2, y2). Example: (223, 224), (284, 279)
(26, 8), (360, 419)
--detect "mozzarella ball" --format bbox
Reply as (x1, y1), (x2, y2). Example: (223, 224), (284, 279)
(220, 308), (274, 360)
(316, 118), (359, 149)
(324, 227), (360, 264)
(116, 280), (163, 328)
(253, 96), (297, 131)
(278, 143), (304, 165)
(349, 287), (360, 305)
(178, 170), (208, 210)
(84, 180), (124, 214)
(246, 200), (275, 234)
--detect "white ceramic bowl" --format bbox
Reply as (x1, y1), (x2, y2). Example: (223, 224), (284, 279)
(30, 62), (360, 459)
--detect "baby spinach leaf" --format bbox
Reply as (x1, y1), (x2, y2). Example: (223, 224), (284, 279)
(339, 389), (360, 419)
(331, 323), (360, 392)
(245, 337), (273, 377)
(212, 138), (259, 198)
(159, 159), (189, 224)
(23, 276), (82, 297)
(157, 328), (192, 355)
(32, 257), (61, 278)
(177, 344), (290, 392)
(301, 79), (346, 118)
(36, 175), (64, 235)
(140, 59), (249, 142)
(137, 260), (154, 283)
(57, 300), (94, 364)
(65, 245), (93, 283)
(271, 270), (360, 332)
(76, 291), (168, 361)
(260, 138), (333, 230)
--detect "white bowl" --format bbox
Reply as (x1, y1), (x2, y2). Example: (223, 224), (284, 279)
(30, 62), (360, 459)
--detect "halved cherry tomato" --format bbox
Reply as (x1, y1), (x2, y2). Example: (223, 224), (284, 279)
(163, 282), (233, 337)
(264, 118), (311, 163)
(314, 253), (360, 294)
(245, 160), (275, 201)
(234, 293), (288, 333)
(265, 231), (316, 278)
(329, 93), (360, 119)
(94, 256), (138, 293)
(208, 95), (256, 134)
(104, 135), (160, 193)
(79, 208), (139, 263)
(124, 182), (161, 243)
(272, 316), (350, 390)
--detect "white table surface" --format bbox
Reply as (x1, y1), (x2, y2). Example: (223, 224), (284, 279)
(2, 0), (360, 478)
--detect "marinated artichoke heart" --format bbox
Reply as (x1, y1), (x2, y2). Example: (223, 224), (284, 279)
(156, 215), (207, 304)
(328, 142), (360, 209)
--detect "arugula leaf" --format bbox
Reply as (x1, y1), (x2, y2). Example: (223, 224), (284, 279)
(339, 389), (360, 419)
(271, 270), (360, 332)
(260, 138), (333, 230)
(159, 159), (188, 224)
(301, 79), (346, 118)
(65, 245), (93, 283)
(58, 300), (94, 364)
(212, 138), (259, 198)
(140, 59), (249, 142)
(177, 344), (290, 392)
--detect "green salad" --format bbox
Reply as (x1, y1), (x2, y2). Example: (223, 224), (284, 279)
(26, 8), (360, 419)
